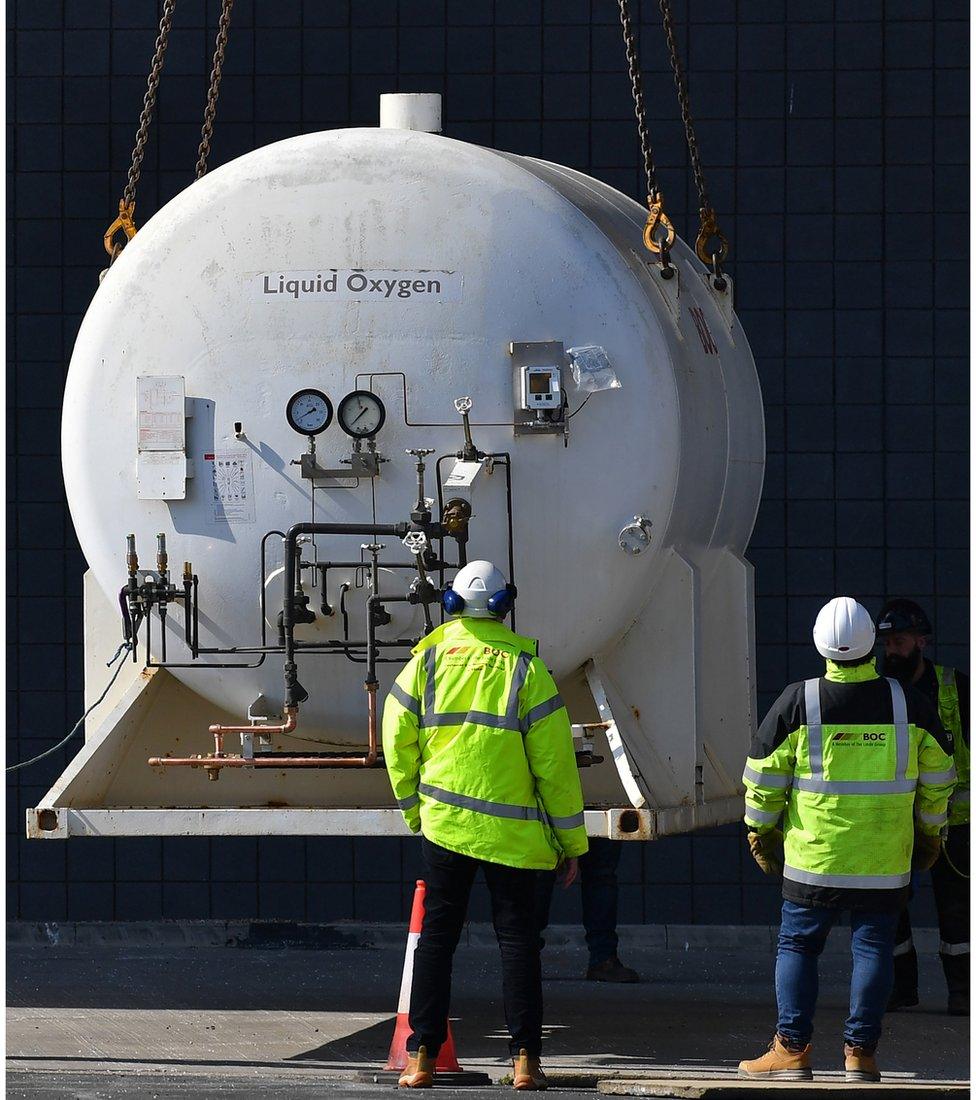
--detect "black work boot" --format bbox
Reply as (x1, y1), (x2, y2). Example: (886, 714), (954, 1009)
(941, 950), (969, 1016)
(887, 946), (919, 1011)
(585, 955), (640, 983)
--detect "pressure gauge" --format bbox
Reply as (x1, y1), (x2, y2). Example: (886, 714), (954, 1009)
(338, 390), (386, 439)
(286, 389), (333, 436)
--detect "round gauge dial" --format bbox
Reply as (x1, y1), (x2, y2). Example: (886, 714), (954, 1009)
(286, 389), (333, 436)
(338, 390), (386, 439)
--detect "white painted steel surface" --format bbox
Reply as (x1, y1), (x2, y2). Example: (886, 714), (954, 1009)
(50, 120), (764, 831)
(379, 92), (441, 132)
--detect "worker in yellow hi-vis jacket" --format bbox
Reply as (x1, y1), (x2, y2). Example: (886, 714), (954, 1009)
(383, 560), (588, 1091)
(738, 597), (954, 1085)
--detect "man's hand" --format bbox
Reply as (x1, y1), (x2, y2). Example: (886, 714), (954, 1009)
(747, 829), (784, 877)
(911, 831), (942, 871)
(557, 856), (579, 888)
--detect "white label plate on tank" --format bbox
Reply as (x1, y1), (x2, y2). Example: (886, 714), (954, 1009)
(253, 269), (462, 303)
(208, 450), (255, 524)
(136, 375), (185, 451)
(136, 451), (187, 500)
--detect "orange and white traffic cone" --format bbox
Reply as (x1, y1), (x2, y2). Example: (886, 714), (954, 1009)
(385, 879), (463, 1073)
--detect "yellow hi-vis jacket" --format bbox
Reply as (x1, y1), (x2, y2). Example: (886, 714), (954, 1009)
(743, 658), (955, 907)
(382, 616), (589, 870)
(934, 664), (969, 826)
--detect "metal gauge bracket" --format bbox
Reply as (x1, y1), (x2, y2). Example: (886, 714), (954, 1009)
(508, 341), (567, 437)
(299, 450), (382, 481)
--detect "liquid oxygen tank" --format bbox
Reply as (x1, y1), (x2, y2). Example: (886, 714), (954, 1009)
(31, 95), (764, 842)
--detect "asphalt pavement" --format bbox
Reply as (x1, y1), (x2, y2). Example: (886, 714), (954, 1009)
(6, 923), (970, 1098)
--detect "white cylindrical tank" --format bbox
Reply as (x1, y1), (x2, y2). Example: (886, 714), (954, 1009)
(51, 105), (764, 829)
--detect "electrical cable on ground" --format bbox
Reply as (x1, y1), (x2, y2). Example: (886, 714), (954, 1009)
(6, 641), (133, 774)
(941, 837), (970, 880)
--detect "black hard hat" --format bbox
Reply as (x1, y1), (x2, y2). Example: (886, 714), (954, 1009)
(876, 598), (933, 637)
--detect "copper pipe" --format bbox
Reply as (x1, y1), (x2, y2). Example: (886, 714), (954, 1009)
(148, 756), (373, 768)
(209, 706), (299, 739)
(148, 686), (380, 772)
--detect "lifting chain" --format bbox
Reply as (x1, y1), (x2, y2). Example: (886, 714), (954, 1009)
(103, 0), (177, 266)
(195, 0), (235, 179)
(657, 0), (730, 277)
(617, 0), (675, 264)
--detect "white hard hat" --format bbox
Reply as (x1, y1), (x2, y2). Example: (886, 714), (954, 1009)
(813, 597), (876, 661)
(446, 560), (511, 618)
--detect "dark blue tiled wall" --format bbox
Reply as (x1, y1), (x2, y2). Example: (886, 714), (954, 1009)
(8, 1), (968, 925)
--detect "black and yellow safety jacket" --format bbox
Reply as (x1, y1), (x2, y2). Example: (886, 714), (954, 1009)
(743, 658), (955, 910)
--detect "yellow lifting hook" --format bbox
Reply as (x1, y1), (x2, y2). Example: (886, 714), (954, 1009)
(642, 191), (676, 256)
(694, 204), (730, 268)
(103, 198), (138, 262)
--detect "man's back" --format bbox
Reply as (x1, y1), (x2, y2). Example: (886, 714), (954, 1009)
(383, 616), (588, 870)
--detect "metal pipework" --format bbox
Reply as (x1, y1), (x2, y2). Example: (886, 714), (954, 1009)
(207, 705), (299, 742)
(406, 448), (435, 524)
(148, 683), (380, 777)
(280, 522), (408, 707)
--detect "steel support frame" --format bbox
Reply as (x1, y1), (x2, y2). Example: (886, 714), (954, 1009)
(26, 799), (744, 840)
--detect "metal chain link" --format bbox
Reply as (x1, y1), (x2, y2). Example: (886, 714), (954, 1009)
(657, 0), (729, 270)
(123, 0), (177, 209)
(617, 0), (656, 203)
(104, 0), (177, 265)
(617, 0), (675, 260)
(195, 0), (235, 179)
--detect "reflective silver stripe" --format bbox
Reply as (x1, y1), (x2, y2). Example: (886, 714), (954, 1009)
(419, 710), (521, 732)
(921, 766), (958, 785)
(423, 647), (437, 716)
(805, 678), (823, 778)
(744, 805), (781, 825)
(521, 693), (565, 733)
(893, 938), (915, 956)
(784, 864), (911, 889)
(940, 941), (970, 956)
(397, 794), (419, 811)
(418, 782), (540, 822)
(550, 810), (585, 830)
(950, 785), (970, 804)
(915, 808), (948, 826)
(743, 764), (791, 788)
(887, 677), (910, 780)
(794, 777), (917, 795)
(389, 683), (421, 717)
(507, 651), (533, 725)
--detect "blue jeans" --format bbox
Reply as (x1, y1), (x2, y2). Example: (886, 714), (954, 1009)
(535, 838), (620, 966)
(776, 900), (899, 1050)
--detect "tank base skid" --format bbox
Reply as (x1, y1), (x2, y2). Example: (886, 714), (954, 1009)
(26, 802), (746, 841)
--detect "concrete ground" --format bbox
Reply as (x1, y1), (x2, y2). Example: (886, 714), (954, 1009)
(6, 923), (969, 1098)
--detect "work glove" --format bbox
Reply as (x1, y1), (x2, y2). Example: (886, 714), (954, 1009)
(911, 830), (942, 871)
(747, 829), (784, 877)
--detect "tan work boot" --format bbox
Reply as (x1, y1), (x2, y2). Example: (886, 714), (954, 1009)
(845, 1042), (881, 1082)
(398, 1045), (435, 1088)
(738, 1035), (813, 1080)
(512, 1048), (548, 1091)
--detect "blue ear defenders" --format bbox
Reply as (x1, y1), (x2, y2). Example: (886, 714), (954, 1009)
(442, 583), (517, 617)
